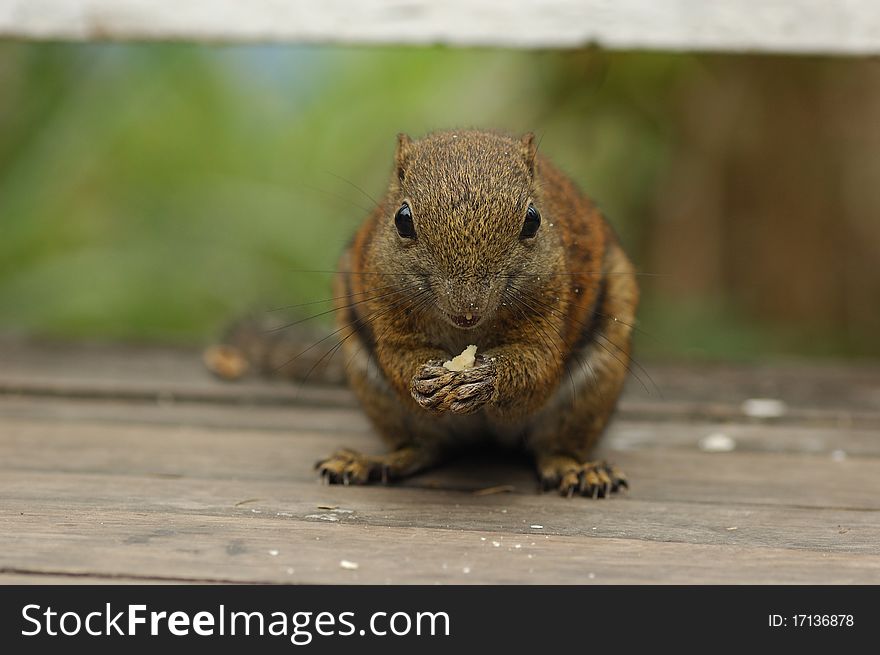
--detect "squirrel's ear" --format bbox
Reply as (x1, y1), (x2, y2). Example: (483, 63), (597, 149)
(520, 132), (537, 176)
(519, 132), (538, 174)
(395, 133), (413, 182)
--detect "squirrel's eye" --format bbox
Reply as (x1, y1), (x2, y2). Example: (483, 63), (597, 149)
(394, 203), (416, 239)
(520, 204), (541, 239)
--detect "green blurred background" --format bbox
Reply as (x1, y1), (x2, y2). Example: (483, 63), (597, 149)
(1, 43), (878, 360)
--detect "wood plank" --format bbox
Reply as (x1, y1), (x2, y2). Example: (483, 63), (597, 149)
(2, 506), (878, 584)
(2, 339), (878, 585)
(2, 395), (879, 458)
(0, 395), (374, 436)
(4, 470), (878, 555)
(0, 573), (180, 584)
(2, 0), (880, 55)
(2, 337), (879, 427)
(0, 342), (352, 408)
(2, 416), (879, 511)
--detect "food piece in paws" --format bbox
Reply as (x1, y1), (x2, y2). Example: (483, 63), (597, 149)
(443, 345), (478, 372)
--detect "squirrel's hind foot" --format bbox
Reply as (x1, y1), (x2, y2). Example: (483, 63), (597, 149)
(537, 455), (628, 499)
(315, 446), (436, 486)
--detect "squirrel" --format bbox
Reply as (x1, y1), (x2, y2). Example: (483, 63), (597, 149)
(316, 129), (638, 498)
(207, 129), (638, 498)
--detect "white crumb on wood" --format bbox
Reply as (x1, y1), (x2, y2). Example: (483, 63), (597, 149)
(443, 345), (478, 371)
(742, 398), (788, 418)
(268, 549), (279, 556)
(530, 524), (544, 529)
(699, 432), (736, 452)
(339, 560), (359, 570)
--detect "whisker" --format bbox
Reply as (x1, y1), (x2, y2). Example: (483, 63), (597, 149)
(280, 286), (432, 380)
(587, 332), (649, 395)
(324, 171), (382, 212)
(300, 181), (375, 216)
(266, 281), (403, 313)
(288, 269), (437, 277)
(593, 311), (657, 342)
(328, 289), (432, 384)
(594, 330), (662, 398)
(505, 286), (605, 403)
(270, 286), (423, 371)
(503, 279), (658, 344)
(352, 290), (436, 378)
(266, 282), (424, 333)
(506, 280), (656, 397)
(498, 271), (666, 278)
(502, 289), (581, 408)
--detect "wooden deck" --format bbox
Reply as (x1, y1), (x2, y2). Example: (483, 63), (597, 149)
(1, 337), (879, 584)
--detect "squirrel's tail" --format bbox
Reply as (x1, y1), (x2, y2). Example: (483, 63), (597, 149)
(203, 314), (347, 386)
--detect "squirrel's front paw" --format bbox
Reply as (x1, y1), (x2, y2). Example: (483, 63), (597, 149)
(410, 356), (496, 414)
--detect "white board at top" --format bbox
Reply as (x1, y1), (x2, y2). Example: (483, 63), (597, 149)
(1, 0), (879, 55)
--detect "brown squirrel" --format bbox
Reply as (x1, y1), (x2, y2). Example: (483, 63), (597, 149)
(312, 129), (639, 498)
(207, 129), (638, 497)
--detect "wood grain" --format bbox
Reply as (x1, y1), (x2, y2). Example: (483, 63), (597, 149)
(2, 415), (879, 509)
(4, 469), (879, 555)
(1, 339), (878, 583)
(2, 337), (879, 426)
(4, 506), (879, 584)
(3, 395), (878, 457)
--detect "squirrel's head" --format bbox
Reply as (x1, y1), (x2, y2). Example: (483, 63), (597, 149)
(374, 130), (561, 331)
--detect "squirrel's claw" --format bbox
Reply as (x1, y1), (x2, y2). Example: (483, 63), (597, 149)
(315, 448), (374, 485)
(412, 372), (457, 396)
(315, 446), (440, 486)
(537, 455), (628, 499)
